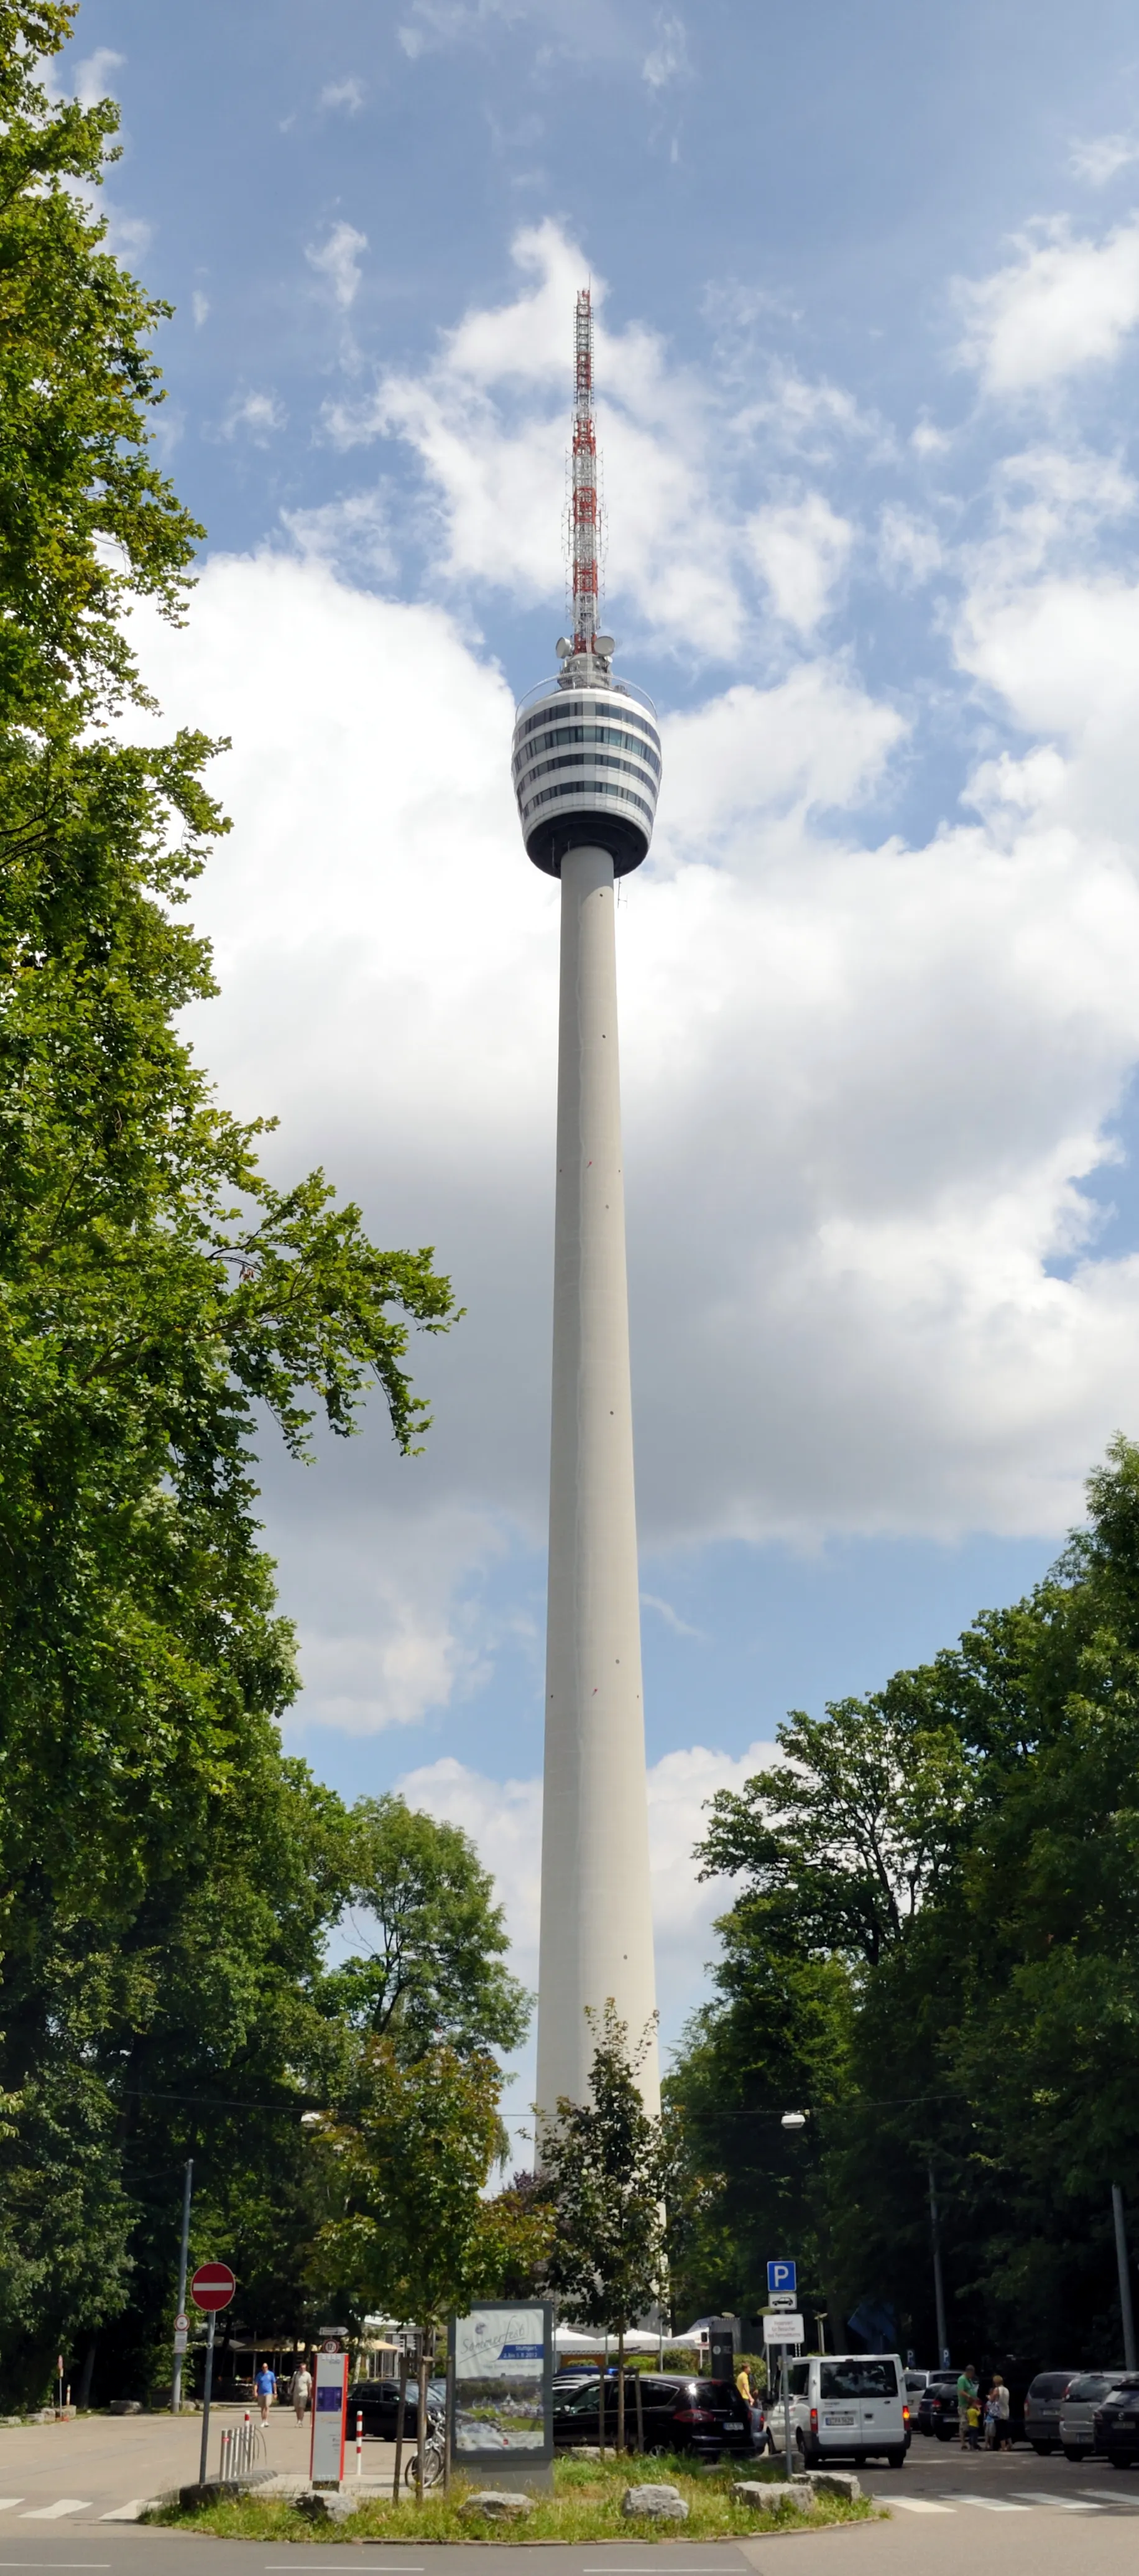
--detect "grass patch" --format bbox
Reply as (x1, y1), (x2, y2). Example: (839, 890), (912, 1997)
(144, 2450), (878, 2543)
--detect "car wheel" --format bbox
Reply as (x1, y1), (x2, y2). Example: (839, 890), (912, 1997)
(1062, 2447), (1084, 2462)
(1031, 2441), (1053, 2456)
(885, 2450), (906, 2470)
(935, 2425), (952, 2443)
(1110, 2457), (1137, 2472)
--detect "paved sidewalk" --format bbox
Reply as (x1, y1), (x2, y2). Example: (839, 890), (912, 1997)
(0, 2406), (397, 2521)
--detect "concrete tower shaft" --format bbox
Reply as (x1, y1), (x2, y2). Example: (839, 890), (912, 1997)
(537, 843), (659, 2118)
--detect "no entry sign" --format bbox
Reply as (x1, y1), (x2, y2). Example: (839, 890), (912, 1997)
(190, 2262), (236, 2312)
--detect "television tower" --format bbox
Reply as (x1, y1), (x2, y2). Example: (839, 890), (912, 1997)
(512, 290), (662, 2120)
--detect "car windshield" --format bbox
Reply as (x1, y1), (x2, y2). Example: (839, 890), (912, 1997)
(1028, 2373), (1077, 2399)
(821, 2361), (898, 2399)
(1067, 2376), (1114, 2402)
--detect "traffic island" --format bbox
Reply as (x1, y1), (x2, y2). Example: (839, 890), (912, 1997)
(141, 2452), (879, 2542)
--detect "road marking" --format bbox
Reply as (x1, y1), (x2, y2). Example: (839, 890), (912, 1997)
(945, 2495), (1030, 2510)
(98, 2506), (148, 2523)
(886, 2498), (955, 2512)
(1010, 2491), (1103, 2511)
(19, 2505), (93, 2523)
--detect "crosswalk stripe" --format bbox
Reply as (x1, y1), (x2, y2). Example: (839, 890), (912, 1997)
(1010, 2491), (1102, 2511)
(945, 2495), (1030, 2510)
(887, 2498), (954, 2512)
(1081, 2488), (1139, 2504)
(20, 2503), (92, 2521)
(99, 2504), (148, 2523)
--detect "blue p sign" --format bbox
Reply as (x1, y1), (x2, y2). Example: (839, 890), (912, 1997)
(767, 2259), (796, 2295)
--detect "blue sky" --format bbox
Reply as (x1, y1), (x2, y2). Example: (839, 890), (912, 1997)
(60, 0), (1139, 2124)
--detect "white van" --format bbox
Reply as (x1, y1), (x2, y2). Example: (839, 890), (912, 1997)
(768, 2353), (910, 2468)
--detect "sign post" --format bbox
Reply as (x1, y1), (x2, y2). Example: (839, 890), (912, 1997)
(311, 2346), (349, 2490)
(190, 2263), (236, 2486)
(764, 2270), (802, 2486)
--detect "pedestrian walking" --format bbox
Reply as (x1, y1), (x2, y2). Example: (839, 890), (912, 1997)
(290, 2360), (312, 2424)
(255, 2360), (277, 2425)
(736, 2361), (754, 2404)
(957, 2362), (979, 2449)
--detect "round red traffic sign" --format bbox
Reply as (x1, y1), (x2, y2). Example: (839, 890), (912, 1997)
(190, 2263), (236, 2312)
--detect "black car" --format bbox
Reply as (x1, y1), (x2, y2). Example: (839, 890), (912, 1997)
(1093, 2377), (1139, 2469)
(916, 2373), (959, 2439)
(553, 2371), (754, 2461)
(346, 2378), (444, 2440)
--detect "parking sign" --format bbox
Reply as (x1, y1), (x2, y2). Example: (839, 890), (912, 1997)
(767, 2259), (796, 2297)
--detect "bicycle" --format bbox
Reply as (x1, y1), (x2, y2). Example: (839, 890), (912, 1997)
(404, 2419), (446, 2491)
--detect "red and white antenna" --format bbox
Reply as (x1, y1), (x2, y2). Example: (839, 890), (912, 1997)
(571, 287), (599, 654)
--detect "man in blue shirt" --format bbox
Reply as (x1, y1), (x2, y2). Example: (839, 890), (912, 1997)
(255, 2361), (277, 2425)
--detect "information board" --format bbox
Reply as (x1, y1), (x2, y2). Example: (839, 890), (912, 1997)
(450, 2302), (553, 2467)
(310, 2348), (348, 2488)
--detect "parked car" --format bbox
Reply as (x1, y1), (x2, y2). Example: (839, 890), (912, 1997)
(346, 2378), (444, 2440)
(1023, 2370), (1079, 2454)
(915, 2372), (959, 2438)
(552, 2371), (754, 2461)
(1092, 2378), (1139, 2469)
(768, 2353), (910, 2469)
(1059, 2372), (1129, 2460)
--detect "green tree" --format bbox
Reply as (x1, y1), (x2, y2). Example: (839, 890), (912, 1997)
(0, 2), (460, 2402)
(542, 2005), (671, 2455)
(319, 1797), (529, 2060)
(313, 2036), (510, 2335)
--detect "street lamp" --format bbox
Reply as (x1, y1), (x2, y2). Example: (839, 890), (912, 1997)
(781, 2111), (808, 2131)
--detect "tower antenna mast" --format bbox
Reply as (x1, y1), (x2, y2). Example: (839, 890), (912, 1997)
(571, 288), (599, 656)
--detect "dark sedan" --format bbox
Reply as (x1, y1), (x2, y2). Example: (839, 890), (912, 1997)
(1093, 2377), (1139, 2468)
(553, 2371), (754, 2461)
(347, 2378), (444, 2440)
(916, 2374), (959, 2439)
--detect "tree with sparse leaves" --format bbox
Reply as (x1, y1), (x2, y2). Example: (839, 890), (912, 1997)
(541, 2005), (673, 2456)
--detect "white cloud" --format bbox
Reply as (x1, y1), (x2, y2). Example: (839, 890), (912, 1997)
(220, 389), (287, 443)
(1070, 134), (1139, 186)
(306, 220), (368, 312)
(72, 46), (124, 106)
(396, 1738), (775, 2055)
(878, 504), (943, 587)
(745, 494), (853, 632)
(280, 489), (393, 580)
(191, 289), (210, 328)
(643, 9), (688, 90)
(320, 75), (366, 113)
(957, 216), (1139, 394)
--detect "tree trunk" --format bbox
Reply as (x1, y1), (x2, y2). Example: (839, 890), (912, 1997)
(392, 2350), (408, 2504)
(597, 2357), (605, 2460)
(415, 2342), (428, 2502)
(634, 2364), (644, 2455)
(617, 2332), (625, 2456)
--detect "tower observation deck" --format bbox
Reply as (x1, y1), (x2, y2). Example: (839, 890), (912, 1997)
(513, 289), (661, 2124)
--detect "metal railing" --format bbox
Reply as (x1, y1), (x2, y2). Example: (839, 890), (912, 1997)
(217, 2412), (267, 2481)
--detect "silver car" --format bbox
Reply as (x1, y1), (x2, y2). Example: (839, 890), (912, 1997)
(1023, 2370), (1080, 2453)
(1059, 2371), (1129, 2460)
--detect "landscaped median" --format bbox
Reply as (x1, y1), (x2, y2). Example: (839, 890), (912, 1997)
(142, 2454), (880, 2544)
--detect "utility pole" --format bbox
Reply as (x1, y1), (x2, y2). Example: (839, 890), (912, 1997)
(1114, 2184), (1137, 2371)
(928, 2161), (948, 2365)
(170, 2159), (193, 2413)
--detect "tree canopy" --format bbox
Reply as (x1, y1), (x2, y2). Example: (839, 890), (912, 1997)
(0, 1), (514, 2406)
(668, 1437), (1139, 2369)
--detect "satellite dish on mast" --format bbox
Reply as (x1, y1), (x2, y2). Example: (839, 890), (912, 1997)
(555, 637), (573, 659)
(594, 634), (616, 656)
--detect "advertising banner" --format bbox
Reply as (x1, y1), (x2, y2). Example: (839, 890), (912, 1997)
(450, 2302), (553, 2467)
(310, 2349), (348, 2487)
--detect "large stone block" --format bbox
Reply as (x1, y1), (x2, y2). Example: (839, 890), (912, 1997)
(621, 2483), (689, 2521)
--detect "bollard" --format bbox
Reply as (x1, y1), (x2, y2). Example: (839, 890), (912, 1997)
(356, 2409), (362, 2476)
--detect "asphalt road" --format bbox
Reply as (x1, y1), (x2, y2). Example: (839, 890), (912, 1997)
(4, 2416), (1139, 2573)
